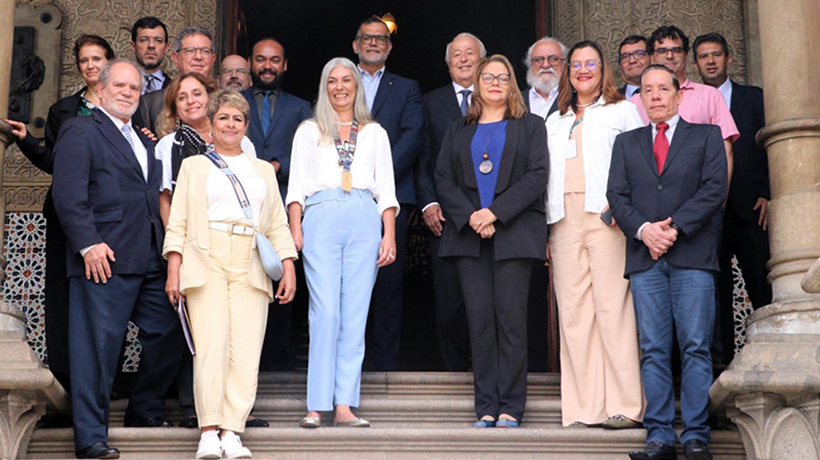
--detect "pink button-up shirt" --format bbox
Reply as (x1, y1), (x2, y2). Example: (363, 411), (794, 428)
(630, 79), (740, 142)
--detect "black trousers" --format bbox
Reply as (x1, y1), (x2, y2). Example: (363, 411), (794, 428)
(43, 191), (72, 392)
(69, 243), (183, 450)
(368, 206), (411, 370)
(527, 265), (549, 372)
(454, 240), (533, 422)
(716, 210), (772, 364)
(429, 230), (470, 371)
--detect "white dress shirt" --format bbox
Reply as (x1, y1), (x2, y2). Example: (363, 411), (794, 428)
(529, 86), (559, 119)
(156, 132), (257, 192)
(637, 114), (681, 240)
(286, 120), (400, 216)
(717, 78), (732, 111)
(545, 97), (644, 224)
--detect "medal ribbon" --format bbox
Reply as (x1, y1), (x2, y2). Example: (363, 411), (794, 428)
(334, 120), (359, 171)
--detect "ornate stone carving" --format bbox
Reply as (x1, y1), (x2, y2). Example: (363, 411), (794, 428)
(2, 186), (48, 213)
(728, 393), (820, 460)
(553, 0), (749, 85)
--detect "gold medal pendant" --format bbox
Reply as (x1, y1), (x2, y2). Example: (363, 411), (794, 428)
(342, 169), (353, 192)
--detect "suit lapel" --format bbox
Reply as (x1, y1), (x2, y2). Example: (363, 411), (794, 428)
(494, 119), (520, 192)
(730, 80), (745, 122)
(371, 72), (394, 117)
(244, 91), (266, 141)
(662, 119), (691, 175)
(638, 125), (658, 177)
(459, 123), (479, 189)
(265, 92), (289, 140)
(135, 129), (157, 184)
(522, 89), (531, 112)
(94, 110), (145, 180)
(439, 87), (462, 120)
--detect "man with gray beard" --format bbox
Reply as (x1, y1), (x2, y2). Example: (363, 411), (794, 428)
(522, 37), (567, 120)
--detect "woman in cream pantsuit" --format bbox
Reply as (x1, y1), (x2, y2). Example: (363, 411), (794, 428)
(546, 41), (645, 428)
(164, 90), (297, 459)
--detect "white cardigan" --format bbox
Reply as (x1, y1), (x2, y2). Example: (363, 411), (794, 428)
(545, 98), (644, 224)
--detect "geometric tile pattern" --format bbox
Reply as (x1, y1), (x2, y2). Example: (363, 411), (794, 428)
(730, 255), (756, 357)
(2, 212), (141, 372)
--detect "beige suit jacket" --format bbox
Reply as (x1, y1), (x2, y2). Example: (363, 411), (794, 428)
(162, 154), (298, 301)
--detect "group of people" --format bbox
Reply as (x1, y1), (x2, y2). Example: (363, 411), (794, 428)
(3, 13), (771, 460)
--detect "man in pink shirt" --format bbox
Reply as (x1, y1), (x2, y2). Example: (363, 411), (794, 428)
(630, 25), (739, 185)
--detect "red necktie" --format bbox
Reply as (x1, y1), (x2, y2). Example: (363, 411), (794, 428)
(654, 122), (669, 174)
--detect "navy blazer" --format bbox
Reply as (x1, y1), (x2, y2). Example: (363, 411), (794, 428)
(370, 71), (424, 205)
(727, 80), (769, 221)
(241, 88), (312, 199)
(52, 109), (165, 277)
(416, 84), (464, 208)
(606, 119), (728, 276)
(435, 114), (549, 261)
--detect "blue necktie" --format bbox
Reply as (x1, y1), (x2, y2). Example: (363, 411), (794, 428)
(121, 124), (147, 182)
(261, 91), (271, 134)
(459, 89), (472, 117)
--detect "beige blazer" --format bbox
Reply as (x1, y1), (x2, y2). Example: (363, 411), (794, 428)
(162, 154), (298, 301)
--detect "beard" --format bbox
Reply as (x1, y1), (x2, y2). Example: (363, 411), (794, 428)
(224, 77), (245, 91)
(527, 68), (559, 94)
(358, 48), (389, 67)
(252, 69), (284, 91)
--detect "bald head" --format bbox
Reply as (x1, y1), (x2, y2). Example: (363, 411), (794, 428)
(219, 54), (251, 90)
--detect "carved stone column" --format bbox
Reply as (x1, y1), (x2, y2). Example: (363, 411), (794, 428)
(710, 0), (820, 458)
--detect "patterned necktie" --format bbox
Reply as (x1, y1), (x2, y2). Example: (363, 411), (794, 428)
(459, 89), (472, 117)
(654, 122), (670, 175)
(121, 124), (147, 181)
(144, 75), (156, 94)
(261, 90), (272, 134)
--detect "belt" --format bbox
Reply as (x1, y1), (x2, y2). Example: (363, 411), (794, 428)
(305, 187), (374, 207)
(208, 222), (255, 235)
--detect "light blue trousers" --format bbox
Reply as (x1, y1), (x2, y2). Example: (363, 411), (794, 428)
(302, 188), (382, 411)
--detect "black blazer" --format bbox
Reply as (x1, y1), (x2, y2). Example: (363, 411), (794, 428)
(606, 119), (728, 276)
(16, 88), (85, 174)
(435, 114), (549, 261)
(727, 80), (769, 221)
(371, 71), (425, 205)
(52, 110), (165, 277)
(416, 84), (464, 208)
(521, 88), (558, 119)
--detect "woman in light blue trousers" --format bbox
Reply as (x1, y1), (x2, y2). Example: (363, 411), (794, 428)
(286, 57), (399, 428)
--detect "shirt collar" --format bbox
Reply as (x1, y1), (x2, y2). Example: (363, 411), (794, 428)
(530, 86), (556, 102)
(358, 64), (385, 79)
(680, 78), (695, 90)
(717, 78), (732, 108)
(557, 94), (606, 118)
(99, 106), (132, 131)
(452, 81), (474, 94)
(651, 114), (680, 131)
(254, 87), (280, 97)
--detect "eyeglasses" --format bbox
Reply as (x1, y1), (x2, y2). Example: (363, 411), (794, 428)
(180, 47), (214, 57)
(357, 34), (390, 45)
(531, 55), (565, 67)
(569, 60), (601, 72)
(480, 72), (511, 85)
(654, 47), (685, 56)
(619, 49), (648, 62)
(221, 68), (250, 75)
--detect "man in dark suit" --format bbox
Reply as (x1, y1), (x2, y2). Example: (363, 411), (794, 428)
(521, 37), (566, 120)
(130, 17), (171, 95)
(694, 32), (772, 365)
(136, 27), (216, 131)
(416, 32), (485, 371)
(617, 35), (650, 99)
(241, 37), (312, 372)
(607, 65), (727, 460)
(353, 17), (424, 370)
(53, 60), (181, 458)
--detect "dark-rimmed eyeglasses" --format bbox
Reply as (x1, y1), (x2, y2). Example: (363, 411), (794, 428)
(569, 60), (601, 72)
(480, 73), (511, 85)
(357, 34), (390, 45)
(654, 47), (685, 56)
(619, 50), (648, 62)
(531, 55), (565, 67)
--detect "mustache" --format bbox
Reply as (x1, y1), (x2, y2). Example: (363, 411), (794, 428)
(258, 69), (278, 77)
(537, 68), (558, 77)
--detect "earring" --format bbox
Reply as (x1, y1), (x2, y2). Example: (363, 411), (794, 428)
(175, 117), (181, 129)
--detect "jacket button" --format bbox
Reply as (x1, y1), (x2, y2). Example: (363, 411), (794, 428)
(264, 145), (269, 149)
(657, 184), (663, 190)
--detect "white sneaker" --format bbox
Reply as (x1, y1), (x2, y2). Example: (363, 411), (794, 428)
(221, 431), (252, 459)
(195, 431), (222, 459)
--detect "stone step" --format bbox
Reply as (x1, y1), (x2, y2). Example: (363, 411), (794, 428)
(255, 372), (561, 399)
(26, 427), (746, 460)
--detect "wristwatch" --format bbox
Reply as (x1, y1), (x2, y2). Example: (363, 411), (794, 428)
(670, 222), (684, 237)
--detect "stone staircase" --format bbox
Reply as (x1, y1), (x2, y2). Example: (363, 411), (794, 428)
(24, 372), (747, 459)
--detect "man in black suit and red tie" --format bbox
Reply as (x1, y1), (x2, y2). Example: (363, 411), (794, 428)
(416, 32), (486, 371)
(607, 65), (727, 460)
(693, 32), (772, 365)
(53, 59), (181, 459)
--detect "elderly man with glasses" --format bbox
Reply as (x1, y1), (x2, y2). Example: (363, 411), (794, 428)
(219, 55), (251, 91)
(521, 37), (567, 120)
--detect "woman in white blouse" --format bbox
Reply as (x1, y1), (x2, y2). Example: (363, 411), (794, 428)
(164, 90), (297, 459)
(286, 57), (399, 428)
(545, 41), (645, 429)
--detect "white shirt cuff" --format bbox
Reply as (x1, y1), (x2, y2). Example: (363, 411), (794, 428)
(636, 222), (650, 241)
(80, 244), (97, 257)
(421, 202), (440, 213)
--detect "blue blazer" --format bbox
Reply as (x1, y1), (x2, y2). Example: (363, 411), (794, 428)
(606, 119), (728, 277)
(370, 71), (425, 205)
(241, 89), (312, 199)
(52, 109), (165, 278)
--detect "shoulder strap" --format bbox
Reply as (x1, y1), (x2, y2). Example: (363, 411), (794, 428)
(203, 148), (255, 224)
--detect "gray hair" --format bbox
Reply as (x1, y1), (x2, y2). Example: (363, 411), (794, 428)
(206, 89), (251, 123)
(314, 57), (374, 143)
(174, 26), (214, 53)
(99, 59), (141, 87)
(523, 36), (568, 67)
(444, 32), (487, 63)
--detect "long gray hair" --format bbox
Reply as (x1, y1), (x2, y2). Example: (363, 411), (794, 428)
(314, 57), (373, 143)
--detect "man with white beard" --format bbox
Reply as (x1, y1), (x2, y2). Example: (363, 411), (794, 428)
(522, 37), (567, 120)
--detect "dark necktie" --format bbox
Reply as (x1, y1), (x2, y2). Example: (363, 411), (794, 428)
(261, 91), (272, 134)
(459, 89), (471, 117)
(654, 122), (670, 174)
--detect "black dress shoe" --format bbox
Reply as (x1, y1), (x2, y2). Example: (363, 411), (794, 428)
(178, 416), (198, 429)
(76, 441), (120, 459)
(628, 442), (677, 460)
(245, 416), (270, 427)
(684, 440), (713, 460)
(123, 416), (174, 427)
